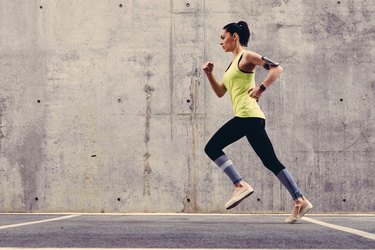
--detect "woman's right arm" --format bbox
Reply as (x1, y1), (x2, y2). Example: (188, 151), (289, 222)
(202, 61), (227, 98)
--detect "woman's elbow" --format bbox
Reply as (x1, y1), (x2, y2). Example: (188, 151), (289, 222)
(277, 65), (283, 75)
(271, 65), (283, 79)
(216, 92), (225, 98)
(215, 86), (226, 98)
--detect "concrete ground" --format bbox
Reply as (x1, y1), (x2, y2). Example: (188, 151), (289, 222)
(0, 213), (374, 249)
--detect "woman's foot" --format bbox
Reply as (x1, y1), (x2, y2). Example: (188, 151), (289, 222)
(225, 180), (254, 210)
(285, 196), (313, 224)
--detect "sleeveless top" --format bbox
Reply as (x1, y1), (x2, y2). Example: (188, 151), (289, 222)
(222, 51), (265, 119)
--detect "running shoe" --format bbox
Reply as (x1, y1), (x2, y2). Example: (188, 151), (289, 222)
(285, 196), (313, 224)
(225, 180), (254, 210)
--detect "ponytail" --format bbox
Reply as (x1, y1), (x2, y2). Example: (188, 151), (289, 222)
(223, 21), (250, 46)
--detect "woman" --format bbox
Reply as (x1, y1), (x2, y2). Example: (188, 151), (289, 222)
(202, 21), (312, 224)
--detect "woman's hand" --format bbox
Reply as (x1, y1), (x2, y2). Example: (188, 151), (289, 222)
(248, 86), (263, 101)
(202, 61), (227, 98)
(202, 61), (214, 74)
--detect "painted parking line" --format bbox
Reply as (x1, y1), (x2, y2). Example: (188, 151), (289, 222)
(0, 214), (80, 230)
(302, 217), (375, 241)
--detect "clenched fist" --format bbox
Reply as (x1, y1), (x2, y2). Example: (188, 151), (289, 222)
(202, 61), (214, 74)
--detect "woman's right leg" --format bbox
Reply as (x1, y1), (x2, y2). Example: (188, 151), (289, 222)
(243, 118), (302, 199)
(244, 118), (312, 222)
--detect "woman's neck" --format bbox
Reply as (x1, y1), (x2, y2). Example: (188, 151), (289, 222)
(232, 46), (244, 58)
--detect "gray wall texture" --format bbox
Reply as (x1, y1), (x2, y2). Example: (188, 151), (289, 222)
(0, 0), (374, 213)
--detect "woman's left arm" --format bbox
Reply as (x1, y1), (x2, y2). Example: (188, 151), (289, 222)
(243, 51), (283, 99)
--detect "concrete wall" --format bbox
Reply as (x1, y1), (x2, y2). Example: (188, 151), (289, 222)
(0, 0), (374, 213)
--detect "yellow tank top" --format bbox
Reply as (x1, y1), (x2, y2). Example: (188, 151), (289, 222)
(222, 52), (265, 119)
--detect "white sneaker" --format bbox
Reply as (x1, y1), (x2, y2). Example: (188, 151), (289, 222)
(285, 196), (313, 224)
(225, 180), (254, 210)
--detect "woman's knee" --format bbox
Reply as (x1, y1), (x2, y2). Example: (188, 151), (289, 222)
(204, 143), (211, 156)
(204, 141), (221, 161)
(204, 141), (214, 157)
(262, 158), (285, 175)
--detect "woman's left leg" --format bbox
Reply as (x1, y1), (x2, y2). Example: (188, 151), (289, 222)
(205, 117), (247, 184)
(204, 117), (254, 209)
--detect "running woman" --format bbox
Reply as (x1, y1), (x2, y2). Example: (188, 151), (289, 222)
(202, 21), (313, 223)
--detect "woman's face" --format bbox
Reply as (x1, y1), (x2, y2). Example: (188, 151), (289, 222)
(220, 30), (236, 52)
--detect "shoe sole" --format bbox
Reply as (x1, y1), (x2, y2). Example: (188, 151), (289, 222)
(226, 190), (254, 210)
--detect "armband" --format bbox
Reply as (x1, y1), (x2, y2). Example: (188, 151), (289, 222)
(261, 56), (280, 70)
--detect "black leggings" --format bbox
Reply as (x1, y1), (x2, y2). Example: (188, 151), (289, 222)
(204, 117), (285, 175)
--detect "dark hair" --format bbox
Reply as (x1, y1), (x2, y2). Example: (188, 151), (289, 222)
(223, 21), (250, 46)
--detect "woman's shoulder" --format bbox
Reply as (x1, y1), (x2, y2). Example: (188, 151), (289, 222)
(241, 50), (263, 65)
(242, 50), (259, 57)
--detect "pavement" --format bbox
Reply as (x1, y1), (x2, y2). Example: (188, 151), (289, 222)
(0, 213), (374, 249)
